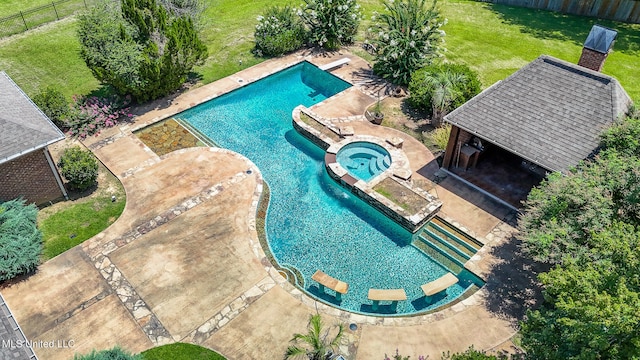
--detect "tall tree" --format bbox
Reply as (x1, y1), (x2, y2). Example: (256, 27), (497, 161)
(285, 314), (344, 360)
(77, 0), (207, 102)
(518, 113), (640, 359)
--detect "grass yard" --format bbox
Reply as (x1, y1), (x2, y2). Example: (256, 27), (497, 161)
(441, 0), (640, 99)
(0, 0), (60, 18)
(142, 343), (226, 360)
(0, 18), (99, 99)
(38, 154), (126, 260)
(0, 0), (638, 100)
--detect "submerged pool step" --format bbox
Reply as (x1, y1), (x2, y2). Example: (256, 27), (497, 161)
(429, 218), (483, 252)
(417, 233), (469, 267)
(425, 225), (477, 258)
(412, 239), (464, 274)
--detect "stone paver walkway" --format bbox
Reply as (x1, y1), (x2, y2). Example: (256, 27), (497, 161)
(1, 51), (528, 360)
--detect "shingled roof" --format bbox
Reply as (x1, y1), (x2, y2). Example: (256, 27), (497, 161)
(444, 55), (632, 174)
(0, 72), (65, 165)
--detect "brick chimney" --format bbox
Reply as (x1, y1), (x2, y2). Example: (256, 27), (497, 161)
(578, 25), (617, 72)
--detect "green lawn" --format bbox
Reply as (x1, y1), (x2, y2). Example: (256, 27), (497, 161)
(142, 343), (226, 360)
(38, 162), (126, 260)
(39, 194), (125, 259)
(441, 0), (640, 100)
(0, 0), (638, 101)
(0, 0), (59, 18)
(0, 18), (99, 99)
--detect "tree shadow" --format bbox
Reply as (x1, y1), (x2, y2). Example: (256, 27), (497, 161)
(487, 3), (640, 55)
(482, 230), (551, 326)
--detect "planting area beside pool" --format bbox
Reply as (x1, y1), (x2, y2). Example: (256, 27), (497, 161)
(1, 52), (522, 360)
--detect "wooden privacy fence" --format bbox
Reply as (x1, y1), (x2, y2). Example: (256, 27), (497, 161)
(0, 0), (96, 38)
(479, 0), (640, 23)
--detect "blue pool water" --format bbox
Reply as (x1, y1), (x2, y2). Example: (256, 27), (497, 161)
(336, 142), (391, 182)
(179, 62), (479, 315)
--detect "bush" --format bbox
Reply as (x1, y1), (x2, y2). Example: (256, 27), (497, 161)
(77, 0), (208, 102)
(441, 346), (507, 359)
(66, 94), (133, 139)
(429, 123), (451, 150)
(0, 199), (42, 282)
(57, 146), (99, 191)
(299, 0), (361, 50)
(32, 86), (70, 128)
(74, 346), (142, 360)
(254, 6), (307, 57)
(408, 63), (481, 112)
(370, 0), (445, 85)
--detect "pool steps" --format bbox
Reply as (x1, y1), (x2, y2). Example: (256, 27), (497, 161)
(419, 232), (469, 265)
(412, 239), (464, 274)
(431, 217), (484, 249)
(411, 217), (482, 273)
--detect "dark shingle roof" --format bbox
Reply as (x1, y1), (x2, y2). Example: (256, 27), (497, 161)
(444, 55), (632, 174)
(0, 72), (65, 165)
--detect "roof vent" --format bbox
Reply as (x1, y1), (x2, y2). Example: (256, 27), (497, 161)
(578, 25), (617, 72)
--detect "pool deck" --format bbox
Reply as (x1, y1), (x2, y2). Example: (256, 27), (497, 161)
(0, 51), (532, 359)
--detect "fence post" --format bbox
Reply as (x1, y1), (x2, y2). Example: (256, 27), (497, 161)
(19, 11), (28, 31)
(51, 2), (60, 20)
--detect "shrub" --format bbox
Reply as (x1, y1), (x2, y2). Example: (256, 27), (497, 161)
(74, 346), (142, 360)
(408, 63), (481, 112)
(371, 0), (445, 85)
(77, 0), (208, 102)
(299, 0), (361, 50)
(57, 146), (99, 191)
(32, 86), (70, 128)
(0, 199), (42, 282)
(66, 94), (133, 139)
(254, 6), (307, 57)
(429, 123), (451, 150)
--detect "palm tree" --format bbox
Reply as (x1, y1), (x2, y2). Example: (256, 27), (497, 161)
(285, 314), (344, 360)
(422, 70), (467, 127)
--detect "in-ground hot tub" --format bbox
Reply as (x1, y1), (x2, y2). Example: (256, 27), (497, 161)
(336, 141), (392, 182)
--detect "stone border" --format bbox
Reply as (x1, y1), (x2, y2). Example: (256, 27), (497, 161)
(98, 53), (518, 335)
(293, 106), (442, 233)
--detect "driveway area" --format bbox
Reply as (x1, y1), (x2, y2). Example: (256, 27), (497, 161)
(0, 52), (531, 360)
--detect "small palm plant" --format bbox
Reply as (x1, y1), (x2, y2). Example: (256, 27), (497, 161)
(285, 314), (344, 360)
(422, 70), (466, 127)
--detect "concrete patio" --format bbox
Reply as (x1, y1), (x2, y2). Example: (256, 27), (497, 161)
(0, 51), (529, 360)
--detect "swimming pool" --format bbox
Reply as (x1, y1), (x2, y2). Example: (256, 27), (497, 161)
(336, 142), (391, 182)
(178, 61), (481, 315)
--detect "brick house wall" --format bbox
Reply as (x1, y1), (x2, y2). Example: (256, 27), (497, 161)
(442, 126), (475, 169)
(0, 148), (65, 205)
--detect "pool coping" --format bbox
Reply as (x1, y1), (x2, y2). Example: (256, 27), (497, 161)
(293, 105), (443, 233)
(95, 50), (520, 350)
(124, 52), (503, 321)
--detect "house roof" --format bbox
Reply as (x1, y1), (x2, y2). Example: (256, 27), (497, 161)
(444, 55), (632, 174)
(0, 72), (65, 165)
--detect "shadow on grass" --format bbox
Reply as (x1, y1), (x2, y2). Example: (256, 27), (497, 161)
(482, 233), (551, 326)
(488, 3), (640, 55)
